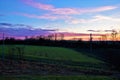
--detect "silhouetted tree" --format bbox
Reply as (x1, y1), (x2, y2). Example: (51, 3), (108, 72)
(111, 30), (118, 41)
(47, 34), (53, 40)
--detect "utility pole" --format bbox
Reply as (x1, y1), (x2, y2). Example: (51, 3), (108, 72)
(90, 33), (93, 52)
(61, 33), (64, 40)
(55, 33), (57, 41)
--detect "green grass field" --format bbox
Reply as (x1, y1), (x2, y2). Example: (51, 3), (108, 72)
(0, 75), (116, 80)
(0, 45), (118, 80)
(0, 45), (103, 64)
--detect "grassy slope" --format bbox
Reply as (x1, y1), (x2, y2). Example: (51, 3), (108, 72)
(0, 45), (117, 80)
(0, 45), (103, 64)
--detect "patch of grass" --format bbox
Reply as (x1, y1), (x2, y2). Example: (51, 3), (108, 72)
(0, 45), (103, 64)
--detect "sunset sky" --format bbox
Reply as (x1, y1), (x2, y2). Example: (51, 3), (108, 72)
(0, 0), (120, 40)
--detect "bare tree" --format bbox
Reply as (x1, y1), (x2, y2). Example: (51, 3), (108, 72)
(48, 34), (54, 40)
(111, 30), (118, 41)
(118, 30), (120, 40)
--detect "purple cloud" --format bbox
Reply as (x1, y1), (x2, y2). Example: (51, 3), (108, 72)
(0, 23), (56, 38)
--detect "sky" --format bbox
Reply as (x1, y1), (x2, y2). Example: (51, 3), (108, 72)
(0, 0), (120, 40)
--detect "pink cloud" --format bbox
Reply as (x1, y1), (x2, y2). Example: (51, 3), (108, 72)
(51, 6), (117, 15)
(22, 0), (54, 10)
(15, 12), (71, 20)
(20, 0), (118, 23)
(53, 32), (108, 37)
(94, 15), (120, 21)
(67, 14), (120, 24)
(84, 6), (117, 13)
(21, 0), (117, 15)
(51, 8), (79, 15)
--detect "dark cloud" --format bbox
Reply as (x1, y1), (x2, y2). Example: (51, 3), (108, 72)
(42, 29), (57, 31)
(104, 30), (114, 32)
(0, 23), (56, 38)
(0, 23), (13, 26)
(88, 29), (115, 32)
(0, 23), (109, 39)
(0, 23), (32, 29)
(87, 30), (101, 32)
(54, 32), (103, 37)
